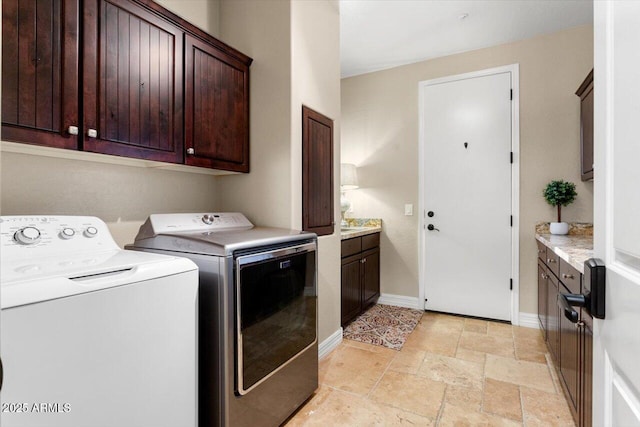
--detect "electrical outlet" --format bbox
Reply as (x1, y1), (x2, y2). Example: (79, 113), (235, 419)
(404, 204), (413, 216)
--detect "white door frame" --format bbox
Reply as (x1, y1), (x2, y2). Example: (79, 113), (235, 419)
(418, 64), (520, 324)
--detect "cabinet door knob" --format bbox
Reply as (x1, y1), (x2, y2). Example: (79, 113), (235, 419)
(187, 148), (195, 155)
(547, 258), (556, 264)
(562, 273), (575, 280)
(67, 125), (79, 135)
(87, 128), (98, 138)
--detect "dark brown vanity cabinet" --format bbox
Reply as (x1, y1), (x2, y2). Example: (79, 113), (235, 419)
(536, 239), (592, 426)
(576, 69), (594, 181)
(341, 233), (380, 327)
(1, 0), (252, 171)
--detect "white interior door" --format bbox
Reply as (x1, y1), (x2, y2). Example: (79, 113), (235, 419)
(593, 2), (640, 425)
(420, 69), (513, 321)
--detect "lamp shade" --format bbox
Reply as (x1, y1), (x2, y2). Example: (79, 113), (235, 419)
(341, 163), (359, 190)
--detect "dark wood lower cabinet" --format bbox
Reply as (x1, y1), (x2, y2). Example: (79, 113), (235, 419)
(560, 282), (580, 412)
(341, 233), (380, 327)
(536, 238), (592, 426)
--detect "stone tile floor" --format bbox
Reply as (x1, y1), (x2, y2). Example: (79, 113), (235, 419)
(284, 311), (575, 426)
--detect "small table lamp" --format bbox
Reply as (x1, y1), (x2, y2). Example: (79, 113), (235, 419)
(340, 163), (359, 227)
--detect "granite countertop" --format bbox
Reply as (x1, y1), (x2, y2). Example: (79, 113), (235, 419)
(340, 218), (382, 240)
(536, 233), (593, 274)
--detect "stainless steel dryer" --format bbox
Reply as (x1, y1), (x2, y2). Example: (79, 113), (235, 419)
(127, 213), (318, 427)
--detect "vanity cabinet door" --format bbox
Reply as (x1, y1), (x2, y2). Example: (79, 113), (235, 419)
(341, 254), (362, 326)
(361, 247), (380, 308)
(547, 272), (560, 362)
(538, 261), (548, 338)
(559, 284), (580, 414)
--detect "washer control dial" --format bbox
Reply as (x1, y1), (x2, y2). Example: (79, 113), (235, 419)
(202, 214), (215, 225)
(84, 226), (98, 238)
(14, 227), (42, 245)
(60, 228), (76, 240)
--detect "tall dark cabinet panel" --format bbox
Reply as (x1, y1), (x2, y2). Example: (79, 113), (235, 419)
(83, 0), (184, 162)
(184, 34), (250, 172)
(1, 0), (79, 149)
(302, 106), (334, 236)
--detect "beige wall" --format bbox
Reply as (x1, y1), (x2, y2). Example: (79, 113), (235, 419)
(217, 0), (293, 229)
(218, 0), (342, 343)
(291, 0), (341, 343)
(341, 25), (594, 315)
(155, 0), (220, 37)
(0, 1), (222, 247)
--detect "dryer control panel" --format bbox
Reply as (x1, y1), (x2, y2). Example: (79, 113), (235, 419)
(142, 212), (254, 236)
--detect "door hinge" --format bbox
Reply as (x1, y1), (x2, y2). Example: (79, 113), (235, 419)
(510, 151), (513, 164)
(510, 215), (513, 227)
(510, 278), (513, 290)
(510, 89), (513, 100)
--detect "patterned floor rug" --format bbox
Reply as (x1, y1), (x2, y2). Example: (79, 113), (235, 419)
(343, 304), (424, 350)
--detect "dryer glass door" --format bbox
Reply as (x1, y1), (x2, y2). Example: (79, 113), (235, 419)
(235, 242), (317, 395)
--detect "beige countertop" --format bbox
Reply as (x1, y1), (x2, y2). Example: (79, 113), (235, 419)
(340, 218), (382, 240)
(340, 226), (382, 240)
(536, 233), (593, 274)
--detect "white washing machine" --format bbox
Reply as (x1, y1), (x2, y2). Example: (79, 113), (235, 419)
(0, 216), (199, 427)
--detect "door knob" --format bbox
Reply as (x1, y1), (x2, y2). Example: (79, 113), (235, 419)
(427, 224), (440, 231)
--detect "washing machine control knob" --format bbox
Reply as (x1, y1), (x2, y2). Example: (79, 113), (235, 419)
(15, 227), (41, 245)
(202, 214), (215, 225)
(60, 228), (76, 240)
(84, 227), (98, 238)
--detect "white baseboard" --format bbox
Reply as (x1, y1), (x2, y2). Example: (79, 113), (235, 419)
(377, 293), (422, 310)
(518, 312), (540, 329)
(318, 327), (342, 360)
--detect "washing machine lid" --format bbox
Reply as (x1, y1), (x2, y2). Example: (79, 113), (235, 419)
(130, 213), (316, 256)
(1, 215), (197, 309)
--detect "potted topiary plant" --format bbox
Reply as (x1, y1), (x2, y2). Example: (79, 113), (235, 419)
(543, 180), (577, 235)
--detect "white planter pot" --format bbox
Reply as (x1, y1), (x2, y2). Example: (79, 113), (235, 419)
(550, 222), (570, 235)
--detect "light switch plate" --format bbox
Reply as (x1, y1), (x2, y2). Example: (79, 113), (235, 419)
(404, 204), (413, 216)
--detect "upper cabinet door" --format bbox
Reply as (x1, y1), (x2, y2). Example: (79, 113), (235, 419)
(576, 69), (594, 181)
(1, 0), (79, 149)
(184, 34), (250, 172)
(82, 0), (184, 163)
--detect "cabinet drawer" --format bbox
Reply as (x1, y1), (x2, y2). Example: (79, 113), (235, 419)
(545, 247), (560, 277)
(341, 237), (361, 258)
(536, 240), (547, 261)
(559, 259), (581, 294)
(362, 233), (380, 251)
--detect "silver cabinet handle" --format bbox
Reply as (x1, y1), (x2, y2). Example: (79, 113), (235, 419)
(562, 273), (575, 279)
(67, 125), (79, 135)
(87, 129), (98, 138)
(547, 258), (557, 264)
(186, 148), (195, 155)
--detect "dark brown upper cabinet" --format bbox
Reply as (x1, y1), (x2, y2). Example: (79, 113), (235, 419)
(302, 106), (334, 236)
(576, 69), (594, 181)
(83, 0), (184, 162)
(184, 34), (250, 172)
(1, 0), (79, 150)
(1, 0), (252, 171)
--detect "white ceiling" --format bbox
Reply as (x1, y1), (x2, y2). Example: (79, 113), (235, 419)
(340, 0), (593, 78)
